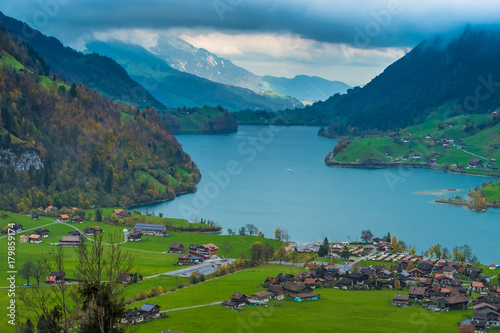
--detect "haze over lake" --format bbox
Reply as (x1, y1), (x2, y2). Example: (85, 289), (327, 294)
(137, 126), (500, 264)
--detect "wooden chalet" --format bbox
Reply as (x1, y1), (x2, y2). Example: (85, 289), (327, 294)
(177, 254), (191, 266)
(35, 228), (49, 237)
(437, 294), (469, 310)
(249, 291), (272, 305)
(122, 309), (147, 324)
(392, 294), (410, 306)
(29, 234), (42, 243)
(68, 230), (81, 236)
(267, 285), (285, 300)
(409, 286), (426, 300)
(57, 214), (69, 222)
(231, 293), (249, 305)
(59, 235), (81, 247)
(127, 231), (142, 242)
(71, 216), (84, 223)
(138, 303), (161, 318)
(468, 159), (483, 167)
(294, 292), (319, 302)
(221, 300), (240, 310)
(11, 224), (23, 233)
(19, 235), (28, 243)
(169, 242), (184, 253)
(282, 282), (314, 296)
(200, 243), (219, 257)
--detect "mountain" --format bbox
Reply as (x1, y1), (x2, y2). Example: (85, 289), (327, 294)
(0, 22), (200, 212)
(148, 36), (351, 101)
(310, 26), (500, 137)
(0, 12), (164, 110)
(86, 40), (303, 112)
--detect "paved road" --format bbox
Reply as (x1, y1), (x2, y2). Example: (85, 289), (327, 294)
(160, 301), (222, 313)
(159, 258), (235, 277)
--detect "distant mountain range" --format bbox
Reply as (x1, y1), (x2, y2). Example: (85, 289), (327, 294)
(85, 40), (303, 111)
(0, 12), (165, 110)
(306, 26), (500, 137)
(144, 36), (351, 102)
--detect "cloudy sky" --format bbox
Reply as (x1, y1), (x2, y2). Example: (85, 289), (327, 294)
(1, 0), (499, 85)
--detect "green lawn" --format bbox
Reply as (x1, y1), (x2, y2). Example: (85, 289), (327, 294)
(128, 266), (472, 333)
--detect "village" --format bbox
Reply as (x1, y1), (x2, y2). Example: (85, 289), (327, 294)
(4, 207), (500, 333)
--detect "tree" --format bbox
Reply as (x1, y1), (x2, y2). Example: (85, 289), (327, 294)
(69, 83), (77, 98)
(105, 166), (113, 193)
(384, 232), (391, 242)
(322, 237), (329, 252)
(227, 228), (235, 235)
(32, 263), (45, 287)
(318, 245), (326, 258)
(245, 224), (256, 236)
(1, 107), (11, 132)
(276, 246), (287, 264)
(95, 208), (102, 222)
(287, 249), (298, 265)
(250, 242), (263, 264)
(262, 243), (274, 262)
(340, 250), (350, 261)
(442, 247), (450, 259)
(361, 230), (374, 243)
(398, 241), (407, 254)
(22, 319), (35, 333)
(390, 235), (398, 252)
(238, 226), (246, 235)
(394, 279), (401, 290)
(19, 260), (35, 286)
(408, 247), (416, 255)
(274, 227), (283, 241)
(75, 232), (133, 333)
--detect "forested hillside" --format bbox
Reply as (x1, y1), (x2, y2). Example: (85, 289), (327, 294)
(0, 23), (199, 212)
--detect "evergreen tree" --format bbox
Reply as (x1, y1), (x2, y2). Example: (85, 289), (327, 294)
(95, 208), (102, 222)
(105, 167), (113, 193)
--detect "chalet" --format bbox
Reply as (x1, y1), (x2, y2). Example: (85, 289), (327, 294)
(200, 243), (219, 258)
(437, 294), (469, 310)
(267, 285), (285, 300)
(360, 268), (375, 277)
(122, 309), (147, 324)
(221, 300), (240, 310)
(68, 230), (81, 236)
(276, 273), (295, 283)
(463, 320), (486, 332)
(472, 281), (485, 292)
(418, 277), (433, 287)
(188, 244), (200, 252)
(426, 158), (437, 164)
(46, 271), (65, 283)
(19, 235), (28, 243)
(35, 228), (49, 238)
(71, 216), (84, 223)
(489, 158), (496, 167)
(459, 324), (475, 333)
(442, 266), (455, 277)
(477, 295), (500, 305)
(177, 254), (191, 266)
(29, 234), (42, 243)
(442, 144), (451, 151)
(388, 132), (399, 139)
(84, 226), (103, 235)
(440, 288), (452, 297)
(231, 293), (249, 305)
(377, 270), (392, 279)
(134, 223), (166, 236)
(336, 278), (354, 290)
(473, 309), (499, 325)
(474, 303), (500, 312)
(413, 154), (421, 159)
(56, 214), (69, 222)
(392, 294), (410, 306)
(470, 267), (483, 278)
(402, 138), (410, 143)
(435, 275), (453, 286)
(59, 236), (81, 247)
(303, 278), (317, 287)
(424, 134), (433, 139)
(249, 291), (272, 305)
(31, 214), (39, 220)
(11, 224), (23, 233)
(139, 303), (161, 318)
(408, 268), (426, 278)
(127, 231), (142, 242)
(469, 159), (483, 167)
(116, 272), (135, 285)
(417, 262), (433, 274)
(189, 251), (207, 263)
(372, 237), (383, 244)
(169, 242), (184, 253)
(409, 286), (426, 300)
(401, 155), (409, 161)
(44, 206), (56, 213)
(294, 292), (319, 302)
(350, 273), (367, 284)
(282, 282), (314, 296)
(114, 209), (131, 219)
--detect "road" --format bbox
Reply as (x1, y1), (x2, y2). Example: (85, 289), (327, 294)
(156, 258), (235, 278)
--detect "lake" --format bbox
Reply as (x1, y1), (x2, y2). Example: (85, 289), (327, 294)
(137, 126), (500, 264)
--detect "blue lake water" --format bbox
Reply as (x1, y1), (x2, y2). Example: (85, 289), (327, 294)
(137, 126), (500, 264)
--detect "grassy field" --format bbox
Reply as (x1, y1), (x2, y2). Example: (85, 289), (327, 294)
(481, 182), (500, 203)
(330, 113), (500, 177)
(128, 264), (472, 333)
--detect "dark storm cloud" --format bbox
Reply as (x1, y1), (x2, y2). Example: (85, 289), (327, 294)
(2, 0), (500, 48)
